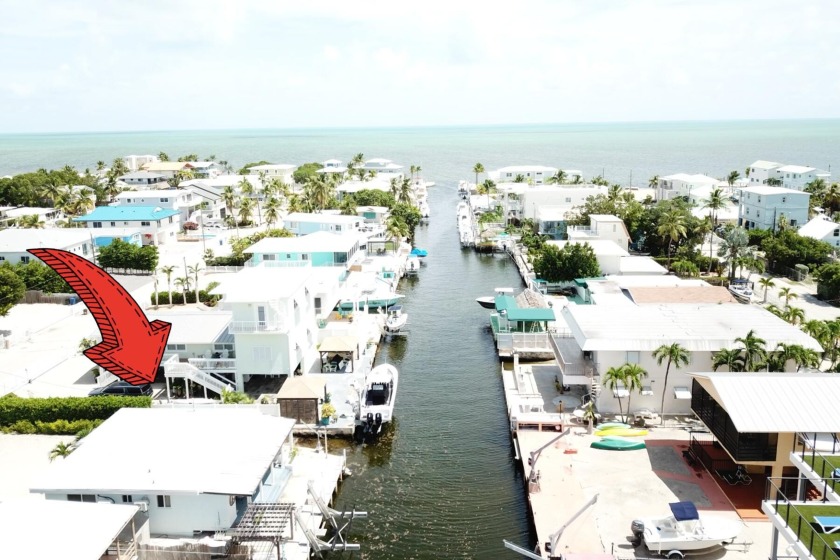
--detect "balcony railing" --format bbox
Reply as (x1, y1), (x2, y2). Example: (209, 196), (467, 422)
(188, 358), (237, 372)
(764, 477), (840, 560)
(228, 320), (286, 334)
(792, 432), (840, 502)
(245, 259), (312, 268)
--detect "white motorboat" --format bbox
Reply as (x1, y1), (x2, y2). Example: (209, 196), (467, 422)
(728, 280), (754, 304)
(355, 363), (399, 442)
(382, 305), (408, 334)
(476, 287), (514, 309)
(418, 200), (431, 219)
(405, 255), (420, 276)
(631, 502), (742, 557)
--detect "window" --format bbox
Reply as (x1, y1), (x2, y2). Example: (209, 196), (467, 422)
(121, 495), (133, 503)
(626, 351), (640, 364)
(756, 211), (760, 218)
(160, 198), (169, 202)
(0, 256), (4, 261)
(286, 254), (291, 259)
(68, 494), (96, 503)
(168, 217), (173, 224)
(110, 221), (116, 226)
(791, 220), (797, 226)
(20, 256), (29, 264)
(141, 221), (151, 226)
(335, 225), (342, 232)
(565, 197), (572, 203)
(93, 221), (102, 228)
(263, 254), (276, 261)
(782, 197), (786, 203)
(156, 495), (172, 508)
(758, 196), (762, 203)
(834, 229), (839, 237)
(301, 254), (309, 261)
(166, 343), (186, 351)
(82, 244), (89, 255)
(126, 198), (132, 203)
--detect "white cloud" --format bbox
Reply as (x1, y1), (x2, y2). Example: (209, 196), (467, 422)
(0, 0), (838, 131)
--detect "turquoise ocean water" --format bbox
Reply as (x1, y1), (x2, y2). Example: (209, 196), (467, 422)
(2, 120), (840, 185)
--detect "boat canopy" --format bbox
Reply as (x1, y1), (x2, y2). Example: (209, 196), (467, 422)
(410, 248), (428, 257)
(669, 502), (699, 521)
(495, 295), (555, 321)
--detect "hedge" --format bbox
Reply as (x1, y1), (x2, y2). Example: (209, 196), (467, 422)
(151, 290), (219, 305)
(0, 395), (151, 426)
(2, 418), (104, 435)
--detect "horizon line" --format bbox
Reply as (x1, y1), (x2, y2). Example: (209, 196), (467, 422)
(2, 116), (839, 136)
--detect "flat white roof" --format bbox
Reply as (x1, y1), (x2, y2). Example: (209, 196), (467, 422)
(741, 185), (806, 195)
(364, 158), (392, 164)
(31, 408), (295, 495)
(114, 189), (181, 199)
(776, 164), (815, 174)
(211, 266), (314, 302)
(798, 216), (839, 240)
(563, 303), (822, 352)
(284, 212), (361, 225)
(660, 173), (719, 184)
(496, 165), (559, 173)
(147, 311), (231, 344)
(249, 164), (296, 171)
(618, 256), (667, 274)
(689, 372), (840, 432)
(749, 160), (782, 170)
(0, 228), (91, 251)
(0, 499), (139, 560)
(5, 207), (57, 218)
(548, 239), (629, 257)
(247, 231), (358, 255)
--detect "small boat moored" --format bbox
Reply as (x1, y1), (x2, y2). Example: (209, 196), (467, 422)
(382, 305), (408, 334)
(355, 363), (399, 442)
(728, 279), (754, 304)
(475, 287), (514, 309)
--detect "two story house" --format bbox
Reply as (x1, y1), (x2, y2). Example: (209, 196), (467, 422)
(282, 213), (364, 237)
(738, 186), (810, 231)
(117, 171), (168, 189)
(74, 206), (180, 246)
(112, 189), (201, 224)
(0, 228), (94, 264)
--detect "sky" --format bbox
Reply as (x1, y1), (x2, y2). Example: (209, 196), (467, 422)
(0, 0), (838, 133)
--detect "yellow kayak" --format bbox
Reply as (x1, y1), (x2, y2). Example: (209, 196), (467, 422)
(594, 427), (649, 437)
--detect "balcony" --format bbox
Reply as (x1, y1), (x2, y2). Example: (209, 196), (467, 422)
(763, 477), (840, 560)
(791, 433), (840, 503)
(188, 358), (237, 372)
(229, 320), (286, 334)
(549, 334), (598, 386)
(245, 258), (311, 268)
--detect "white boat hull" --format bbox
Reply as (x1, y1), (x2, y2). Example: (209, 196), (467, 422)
(383, 313), (408, 334)
(634, 514), (742, 555)
(356, 364), (399, 442)
(476, 296), (495, 309)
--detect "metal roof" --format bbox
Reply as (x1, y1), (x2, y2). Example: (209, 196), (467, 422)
(210, 267), (313, 301)
(277, 376), (326, 400)
(246, 231), (358, 254)
(73, 206), (179, 222)
(495, 295), (555, 321)
(799, 216), (839, 241)
(30, 408), (296, 495)
(147, 311), (232, 344)
(0, 228), (92, 251)
(689, 372), (840, 432)
(562, 303), (822, 352)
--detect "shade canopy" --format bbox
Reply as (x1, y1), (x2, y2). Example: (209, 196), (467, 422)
(669, 501), (699, 521)
(318, 336), (359, 353)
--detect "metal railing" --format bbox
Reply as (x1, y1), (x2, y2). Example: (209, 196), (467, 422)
(245, 259), (312, 268)
(205, 265), (244, 274)
(497, 332), (551, 351)
(188, 358), (237, 372)
(228, 320), (286, 334)
(764, 477), (840, 560)
(164, 362), (235, 395)
(793, 432), (840, 501)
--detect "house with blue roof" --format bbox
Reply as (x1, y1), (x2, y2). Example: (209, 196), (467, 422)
(74, 206), (181, 246)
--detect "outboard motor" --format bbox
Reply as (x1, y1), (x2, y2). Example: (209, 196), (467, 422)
(375, 412), (382, 426)
(630, 519), (645, 547)
(366, 412), (374, 424)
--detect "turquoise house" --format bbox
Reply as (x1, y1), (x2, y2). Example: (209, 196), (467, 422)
(245, 231), (361, 267)
(282, 212), (363, 236)
(91, 227), (143, 248)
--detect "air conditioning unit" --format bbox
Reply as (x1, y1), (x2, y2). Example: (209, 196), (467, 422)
(134, 500), (150, 512)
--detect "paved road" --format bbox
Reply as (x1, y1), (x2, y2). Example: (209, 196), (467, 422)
(746, 272), (840, 323)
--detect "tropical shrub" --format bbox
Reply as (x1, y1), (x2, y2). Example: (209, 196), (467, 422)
(0, 395), (150, 426)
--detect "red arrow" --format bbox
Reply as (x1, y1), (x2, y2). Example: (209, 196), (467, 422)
(28, 248), (171, 385)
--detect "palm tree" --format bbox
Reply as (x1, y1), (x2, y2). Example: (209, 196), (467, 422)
(389, 177), (400, 199)
(188, 263), (203, 304)
(648, 175), (659, 189)
(656, 208), (687, 268)
(221, 186), (239, 235)
(548, 169), (567, 185)
(712, 348), (744, 372)
(480, 179), (496, 209)
(17, 214), (44, 228)
(158, 152), (170, 162)
(241, 176), (262, 226)
(603, 365), (628, 422)
(783, 306), (806, 326)
(49, 441), (74, 461)
(174, 277), (192, 304)
(385, 216), (409, 253)
(824, 182), (840, 216)
(39, 178), (64, 207)
(238, 197), (254, 226)
(607, 184), (623, 202)
(304, 175), (335, 211)
(758, 277), (776, 304)
(735, 329), (767, 371)
(768, 343), (820, 372)
(726, 170), (741, 187)
(473, 163), (485, 192)
(264, 196), (281, 228)
(409, 164), (418, 182)
(161, 265), (176, 306)
(622, 363), (648, 423)
(765, 303), (785, 318)
(398, 177), (413, 205)
(778, 286), (798, 308)
(652, 343), (690, 416)
(717, 226), (751, 281)
(96, 160), (106, 172)
(339, 196), (357, 215)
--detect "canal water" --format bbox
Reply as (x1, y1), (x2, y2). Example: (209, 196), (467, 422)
(332, 183), (532, 559)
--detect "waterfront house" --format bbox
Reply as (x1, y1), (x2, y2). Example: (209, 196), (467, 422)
(738, 186), (810, 231)
(362, 158), (404, 175)
(565, 214), (631, 251)
(245, 231), (363, 268)
(489, 165), (561, 185)
(656, 173), (720, 201)
(247, 163), (296, 184)
(116, 171), (168, 189)
(74, 206), (180, 246)
(747, 160), (830, 190)
(2, 206), (62, 227)
(0, 499), (148, 560)
(281, 213), (364, 237)
(141, 161), (195, 179)
(123, 154), (160, 172)
(90, 227), (143, 248)
(356, 206), (390, 226)
(546, 239), (666, 276)
(185, 161), (222, 179)
(0, 228), (94, 264)
(30, 407), (296, 537)
(553, 303), (822, 416)
(112, 188), (202, 224)
(797, 215), (840, 249)
(497, 183), (607, 231)
(317, 159), (348, 177)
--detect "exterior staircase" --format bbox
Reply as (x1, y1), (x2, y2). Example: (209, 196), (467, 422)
(163, 355), (235, 396)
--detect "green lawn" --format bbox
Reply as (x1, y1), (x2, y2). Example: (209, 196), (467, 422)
(804, 454), (840, 492)
(774, 504), (840, 560)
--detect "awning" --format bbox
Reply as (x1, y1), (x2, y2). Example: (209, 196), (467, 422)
(613, 388), (630, 398)
(674, 386), (692, 400)
(318, 336), (358, 353)
(641, 385), (654, 396)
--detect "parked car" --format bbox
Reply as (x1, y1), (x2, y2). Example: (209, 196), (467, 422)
(89, 381), (153, 397)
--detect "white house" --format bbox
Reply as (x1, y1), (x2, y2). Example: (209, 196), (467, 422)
(245, 231), (363, 268)
(117, 171), (168, 188)
(30, 407), (296, 537)
(497, 183), (607, 232)
(141, 161), (195, 179)
(362, 158), (403, 175)
(2, 206), (63, 227)
(123, 154), (159, 172)
(210, 267), (326, 388)
(282, 212), (364, 236)
(738, 186), (810, 231)
(747, 160), (830, 190)
(797, 215), (840, 249)
(656, 173), (720, 201)
(0, 228), (95, 264)
(489, 165), (560, 184)
(318, 159), (347, 176)
(566, 214), (631, 251)
(112, 189), (202, 223)
(554, 303), (822, 416)
(187, 161), (223, 179)
(247, 164), (296, 185)
(547, 239), (666, 276)
(73, 206), (181, 246)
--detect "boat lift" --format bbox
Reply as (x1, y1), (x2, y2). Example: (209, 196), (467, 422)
(298, 481), (368, 558)
(527, 427), (570, 493)
(503, 494), (599, 560)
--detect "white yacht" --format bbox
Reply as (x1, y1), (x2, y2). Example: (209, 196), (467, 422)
(355, 363), (399, 442)
(631, 502), (742, 557)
